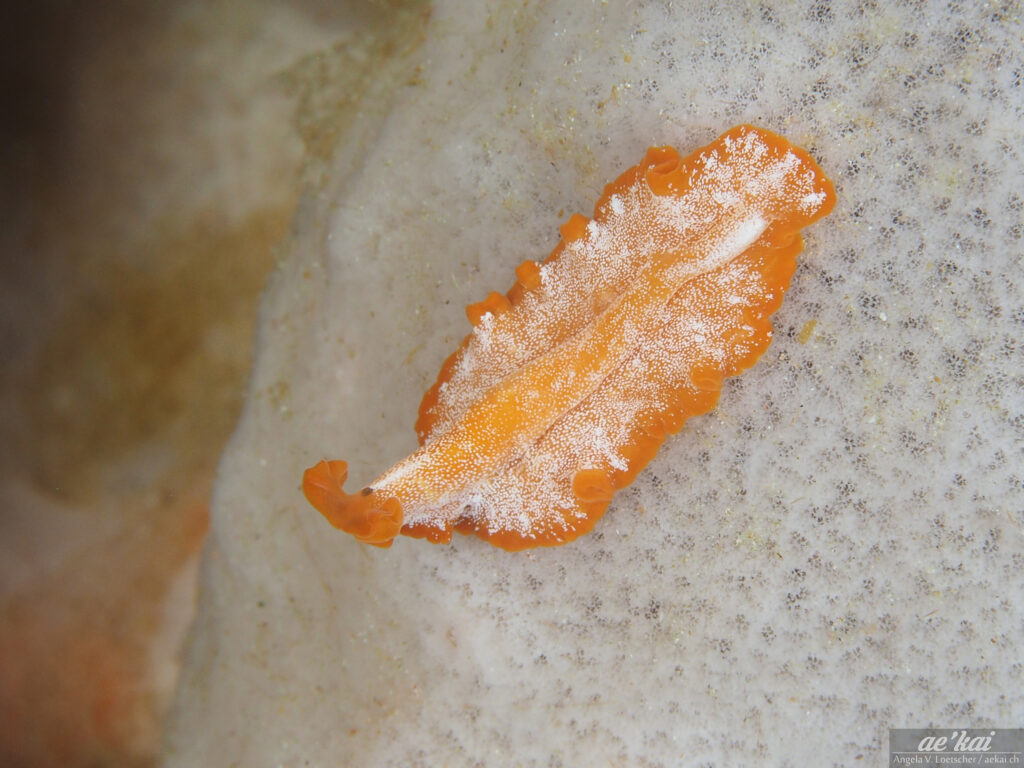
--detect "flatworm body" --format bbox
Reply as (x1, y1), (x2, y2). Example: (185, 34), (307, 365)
(303, 125), (835, 550)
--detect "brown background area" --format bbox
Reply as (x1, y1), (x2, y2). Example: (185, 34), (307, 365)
(0, 1), (408, 764)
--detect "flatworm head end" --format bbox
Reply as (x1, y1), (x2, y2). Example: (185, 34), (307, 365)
(302, 460), (402, 548)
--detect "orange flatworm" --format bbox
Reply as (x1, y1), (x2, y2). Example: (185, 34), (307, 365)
(303, 125), (835, 550)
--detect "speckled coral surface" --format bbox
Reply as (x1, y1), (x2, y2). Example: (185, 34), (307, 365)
(162, 1), (1024, 765)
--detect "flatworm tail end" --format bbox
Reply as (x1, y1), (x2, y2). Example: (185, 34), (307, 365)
(302, 460), (402, 548)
